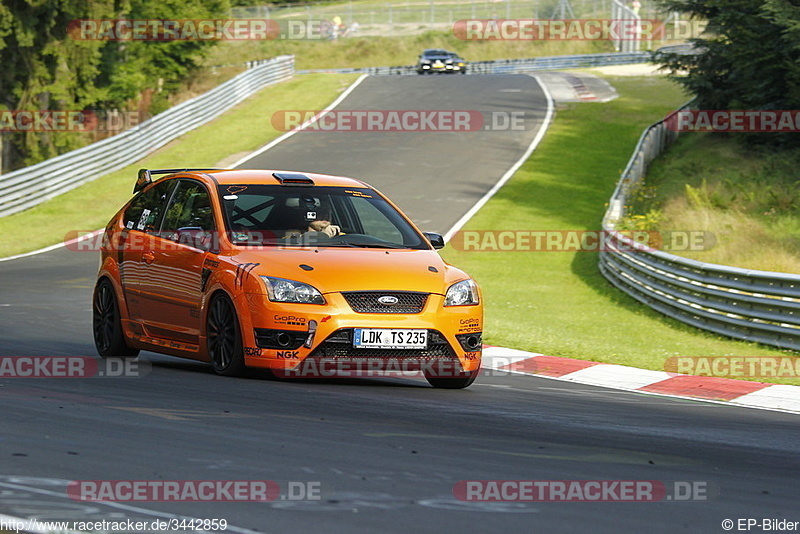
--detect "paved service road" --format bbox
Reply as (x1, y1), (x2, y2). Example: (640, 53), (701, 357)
(0, 74), (798, 534)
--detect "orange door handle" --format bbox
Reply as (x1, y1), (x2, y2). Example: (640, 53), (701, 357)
(142, 251), (155, 264)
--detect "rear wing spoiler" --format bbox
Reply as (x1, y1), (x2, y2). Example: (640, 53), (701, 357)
(134, 168), (222, 193)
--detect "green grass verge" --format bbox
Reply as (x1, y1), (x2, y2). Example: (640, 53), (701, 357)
(0, 73), (359, 258)
(440, 75), (798, 384)
(626, 133), (800, 274)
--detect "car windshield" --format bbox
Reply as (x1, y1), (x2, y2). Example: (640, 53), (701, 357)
(218, 184), (429, 249)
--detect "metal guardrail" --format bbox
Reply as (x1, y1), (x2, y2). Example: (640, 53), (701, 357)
(654, 43), (700, 56)
(297, 51), (652, 76)
(0, 56), (295, 218)
(599, 105), (800, 351)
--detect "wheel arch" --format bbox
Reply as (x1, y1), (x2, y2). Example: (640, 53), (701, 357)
(94, 273), (132, 323)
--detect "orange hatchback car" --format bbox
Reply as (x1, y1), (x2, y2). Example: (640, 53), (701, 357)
(93, 169), (483, 388)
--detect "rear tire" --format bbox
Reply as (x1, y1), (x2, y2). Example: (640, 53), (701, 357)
(207, 293), (246, 377)
(424, 368), (479, 389)
(93, 279), (139, 358)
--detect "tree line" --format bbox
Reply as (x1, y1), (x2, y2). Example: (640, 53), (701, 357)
(1, 0), (798, 174)
(0, 0), (230, 172)
(657, 0), (800, 148)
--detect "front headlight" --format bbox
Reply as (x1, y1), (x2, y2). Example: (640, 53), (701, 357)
(444, 279), (479, 307)
(261, 276), (325, 304)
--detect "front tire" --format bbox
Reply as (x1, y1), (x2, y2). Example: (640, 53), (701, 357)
(93, 279), (139, 358)
(424, 367), (479, 389)
(207, 293), (246, 376)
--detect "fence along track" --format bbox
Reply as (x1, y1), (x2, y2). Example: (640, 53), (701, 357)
(0, 56), (294, 218)
(598, 105), (800, 351)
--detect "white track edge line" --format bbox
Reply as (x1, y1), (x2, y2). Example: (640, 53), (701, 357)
(0, 75), (370, 263)
(444, 74), (555, 241)
(229, 73), (368, 168)
(0, 229), (104, 263)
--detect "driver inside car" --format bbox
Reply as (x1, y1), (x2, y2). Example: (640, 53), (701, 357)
(307, 214), (341, 238)
(284, 205), (341, 241)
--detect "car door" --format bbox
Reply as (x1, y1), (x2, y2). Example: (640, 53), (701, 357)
(136, 179), (216, 345)
(118, 179), (176, 322)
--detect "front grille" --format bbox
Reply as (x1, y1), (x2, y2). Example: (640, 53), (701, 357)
(308, 328), (455, 361)
(342, 291), (429, 314)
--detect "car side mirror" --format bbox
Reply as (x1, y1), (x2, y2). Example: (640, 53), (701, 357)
(423, 232), (445, 249)
(176, 227), (213, 252)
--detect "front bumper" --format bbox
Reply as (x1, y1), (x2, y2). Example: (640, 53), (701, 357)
(419, 63), (456, 73)
(237, 291), (482, 376)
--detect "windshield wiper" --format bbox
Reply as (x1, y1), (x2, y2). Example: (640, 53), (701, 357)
(332, 240), (407, 249)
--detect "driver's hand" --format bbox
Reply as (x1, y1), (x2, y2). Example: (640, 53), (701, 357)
(309, 220), (341, 237)
(320, 224), (341, 238)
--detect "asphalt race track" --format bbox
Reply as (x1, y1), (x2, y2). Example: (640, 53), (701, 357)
(238, 75), (550, 234)
(0, 75), (798, 533)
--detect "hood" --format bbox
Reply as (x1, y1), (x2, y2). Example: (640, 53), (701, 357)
(233, 247), (467, 295)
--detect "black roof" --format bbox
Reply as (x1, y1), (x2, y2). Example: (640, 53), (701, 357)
(421, 49), (451, 57)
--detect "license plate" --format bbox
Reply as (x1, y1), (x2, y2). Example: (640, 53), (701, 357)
(353, 329), (427, 349)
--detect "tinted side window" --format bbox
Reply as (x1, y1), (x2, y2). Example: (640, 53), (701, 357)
(123, 180), (176, 234)
(350, 196), (403, 243)
(162, 181), (215, 235)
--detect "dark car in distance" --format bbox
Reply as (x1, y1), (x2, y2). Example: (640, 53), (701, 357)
(416, 49), (468, 74)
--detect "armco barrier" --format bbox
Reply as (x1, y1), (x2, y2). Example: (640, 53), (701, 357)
(0, 55), (294, 218)
(297, 51), (652, 75)
(599, 106), (800, 351)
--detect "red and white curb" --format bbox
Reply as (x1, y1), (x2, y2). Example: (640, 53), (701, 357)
(482, 346), (800, 415)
